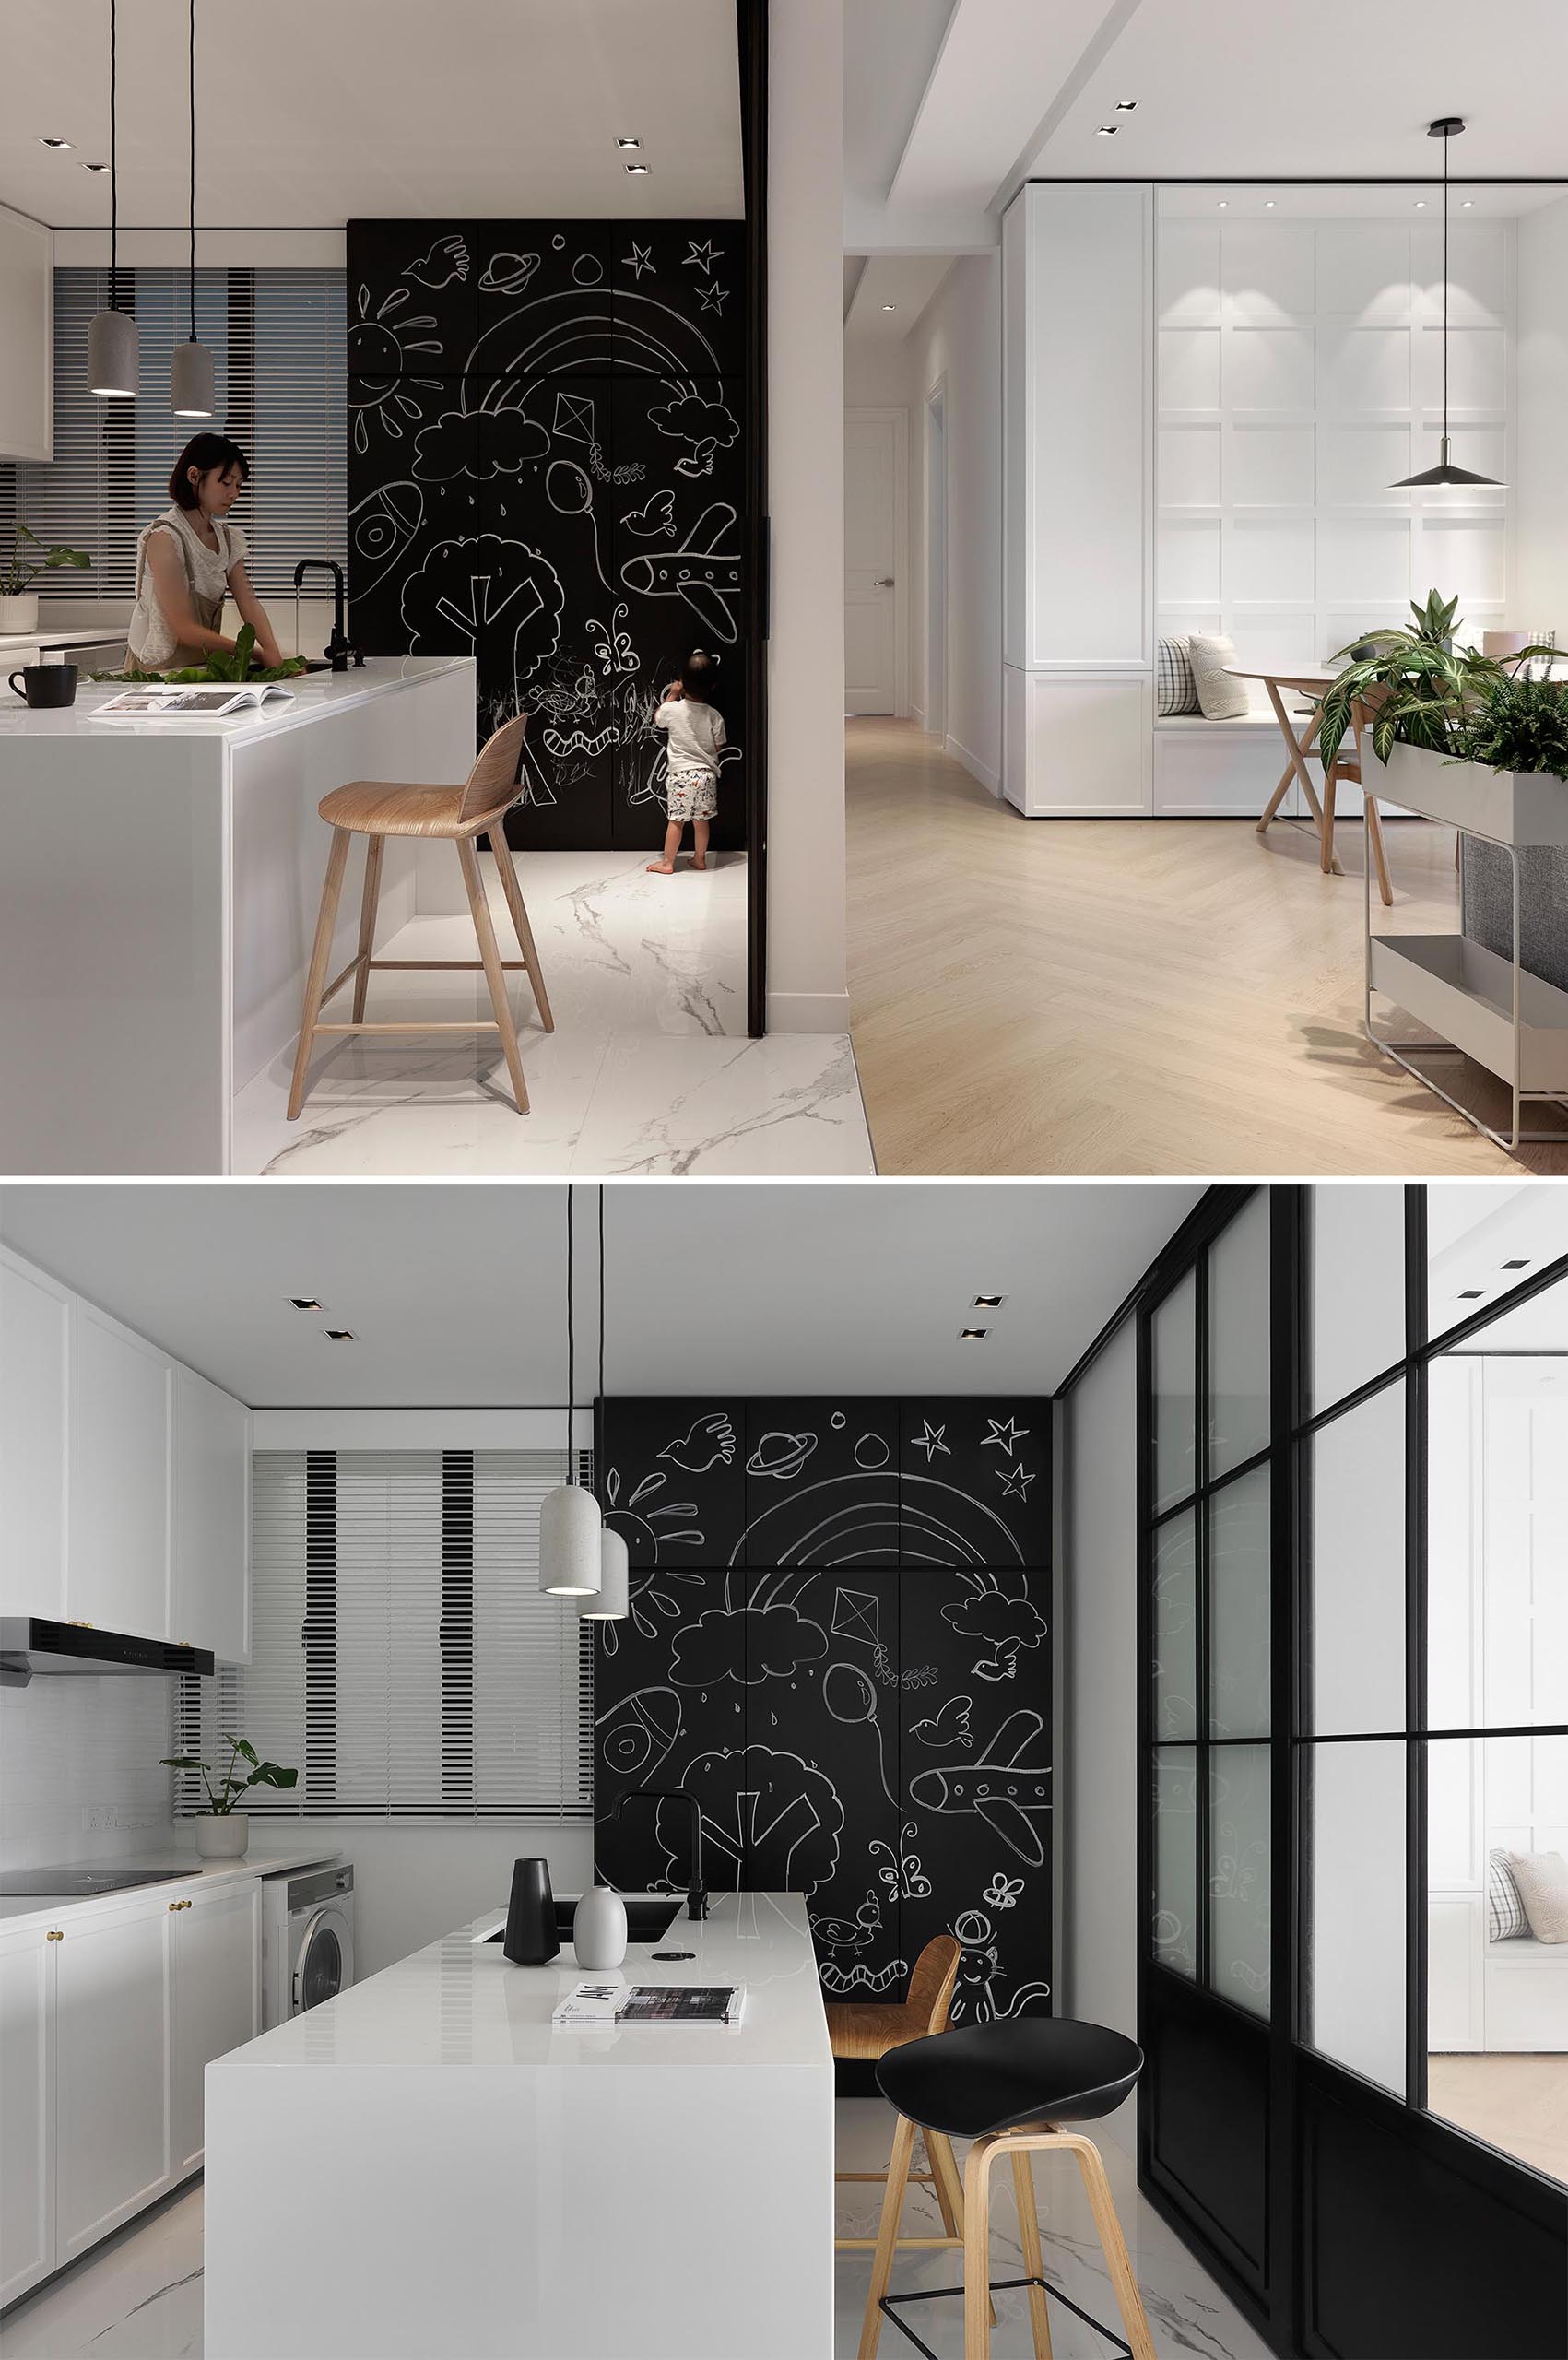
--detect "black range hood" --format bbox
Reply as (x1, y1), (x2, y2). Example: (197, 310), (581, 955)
(0, 1618), (214, 1688)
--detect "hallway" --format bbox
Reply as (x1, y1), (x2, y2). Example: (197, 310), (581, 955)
(844, 719), (1568, 1176)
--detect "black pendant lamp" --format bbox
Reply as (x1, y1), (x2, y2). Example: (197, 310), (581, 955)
(1392, 118), (1502, 490)
(87, 0), (137, 398)
(171, 0), (215, 418)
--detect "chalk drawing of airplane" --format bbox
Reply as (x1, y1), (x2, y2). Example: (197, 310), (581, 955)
(906, 1708), (1053, 1867)
(619, 502), (740, 644)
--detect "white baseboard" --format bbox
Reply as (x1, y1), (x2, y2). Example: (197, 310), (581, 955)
(765, 988), (853, 1035)
(946, 733), (1000, 796)
(911, 704), (926, 730)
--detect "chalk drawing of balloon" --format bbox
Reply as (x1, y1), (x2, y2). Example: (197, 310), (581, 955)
(823, 1661), (877, 1725)
(854, 1434), (890, 1470)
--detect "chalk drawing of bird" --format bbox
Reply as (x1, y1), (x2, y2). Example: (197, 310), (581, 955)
(657, 1414), (737, 1474)
(909, 1696), (973, 1752)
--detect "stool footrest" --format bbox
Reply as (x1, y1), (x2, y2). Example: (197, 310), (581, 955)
(878, 2274), (1134, 2360)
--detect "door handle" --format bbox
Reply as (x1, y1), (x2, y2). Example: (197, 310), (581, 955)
(875, 578), (894, 588)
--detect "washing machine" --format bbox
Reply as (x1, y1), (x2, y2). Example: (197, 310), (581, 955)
(260, 1860), (355, 2028)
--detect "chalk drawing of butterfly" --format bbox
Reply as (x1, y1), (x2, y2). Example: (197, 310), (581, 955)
(982, 1873), (1025, 1913)
(588, 603), (638, 677)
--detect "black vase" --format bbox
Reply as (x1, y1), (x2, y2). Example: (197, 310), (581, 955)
(502, 1857), (559, 1965)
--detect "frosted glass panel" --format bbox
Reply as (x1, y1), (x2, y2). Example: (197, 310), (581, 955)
(1311, 1183), (1407, 1410)
(1154, 1510), (1197, 1741)
(1309, 1739), (1406, 2095)
(1210, 1467), (1271, 1740)
(1153, 1270), (1197, 1513)
(1155, 1751), (1198, 1979)
(1312, 1382), (1406, 1735)
(1211, 1742), (1271, 2018)
(1209, 1187), (1270, 1479)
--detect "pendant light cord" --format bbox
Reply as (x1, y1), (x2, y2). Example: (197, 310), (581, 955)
(566, 1185), (576, 1485)
(598, 1186), (606, 1418)
(108, 0), (118, 314)
(1442, 125), (1450, 439)
(188, 0), (196, 341)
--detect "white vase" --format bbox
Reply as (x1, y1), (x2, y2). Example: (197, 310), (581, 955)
(195, 1811), (249, 1858)
(572, 1885), (629, 1970)
(0, 593), (40, 635)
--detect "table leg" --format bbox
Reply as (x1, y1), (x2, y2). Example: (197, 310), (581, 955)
(1263, 682), (1341, 874)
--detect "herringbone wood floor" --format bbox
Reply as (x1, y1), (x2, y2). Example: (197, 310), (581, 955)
(845, 719), (1568, 1177)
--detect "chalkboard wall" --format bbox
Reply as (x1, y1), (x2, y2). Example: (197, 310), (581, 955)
(346, 218), (749, 851)
(594, 1398), (1054, 2026)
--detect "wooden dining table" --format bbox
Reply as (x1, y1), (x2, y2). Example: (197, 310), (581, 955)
(1224, 665), (1342, 866)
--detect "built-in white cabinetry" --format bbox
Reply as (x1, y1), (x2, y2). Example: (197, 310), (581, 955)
(0, 1878), (262, 2301)
(70, 1306), (172, 1644)
(0, 1249), (250, 1660)
(0, 1249), (71, 1622)
(0, 1923), (56, 2307)
(171, 1881), (260, 2175)
(172, 1368), (252, 1663)
(0, 202), (52, 465)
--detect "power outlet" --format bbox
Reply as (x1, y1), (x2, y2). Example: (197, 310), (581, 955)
(81, 1804), (118, 1834)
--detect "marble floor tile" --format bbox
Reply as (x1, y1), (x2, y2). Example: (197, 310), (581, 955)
(0, 2106), (1267, 2359)
(569, 1031), (877, 1174)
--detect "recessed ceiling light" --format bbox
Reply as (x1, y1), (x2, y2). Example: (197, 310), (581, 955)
(1500, 1257), (1530, 1270)
(1414, 199), (1427, 208)
(82, 160), (110, 172)
(959, 1328), (989, 1341)
(617, 137), (641, 151)
(1264, 199), (1277, 209)
(1217, 200), (1229, 209)
(1456, 1289), (1485, 1301)
(323, 1328), (356, 1341)
(289, 1297), (324, 1311)
(1096, 124), (1118, 136)
(39, 136), (75, 149)
(881, 303), (897, 312)
(1461, 198), (1475, 208)
(625, 162), (650, 175)
(973, 1294), (1007, 1310)
(1114, 99), (1138, 112)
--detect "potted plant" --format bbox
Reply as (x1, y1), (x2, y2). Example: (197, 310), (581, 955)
(0, 523), (91, 635)
(162, 1733), (299, 1858)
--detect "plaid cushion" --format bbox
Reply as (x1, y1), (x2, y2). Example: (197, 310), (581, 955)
(1488, 1847), (1527, 1941)
(1157, 635), (1198, 716)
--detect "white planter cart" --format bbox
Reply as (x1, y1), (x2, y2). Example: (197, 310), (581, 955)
(1363, 741), (1568, 1151)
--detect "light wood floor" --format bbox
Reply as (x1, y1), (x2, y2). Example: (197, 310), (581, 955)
(845, 719), (1568, 1176)
(1428, 2054), (1568, 2188)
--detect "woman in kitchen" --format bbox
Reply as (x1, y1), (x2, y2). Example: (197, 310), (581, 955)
(125, 431), (288, 672)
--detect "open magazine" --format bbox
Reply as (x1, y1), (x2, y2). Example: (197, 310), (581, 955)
(551, 1978), (746, 2029)
(97, 682), (297, 719)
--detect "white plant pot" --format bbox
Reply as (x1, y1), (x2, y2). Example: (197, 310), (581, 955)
(1375, 742), (1568, 851)
(195, 1811), (249, 1858)
(0, 593), (40, 635)
(572, 1885), (629, 1971)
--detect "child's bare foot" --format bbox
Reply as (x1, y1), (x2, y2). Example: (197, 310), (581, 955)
(691, 855), (707, 871)
(646, 857), (677, 874)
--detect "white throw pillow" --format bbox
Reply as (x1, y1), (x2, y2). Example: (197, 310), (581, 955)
(1507, 1849), (1568, 1943)
(1187, 632), (1251, 721)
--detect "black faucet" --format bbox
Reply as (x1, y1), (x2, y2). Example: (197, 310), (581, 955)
(606, 1789), (709, 1920)
(292, 559), (361, 671)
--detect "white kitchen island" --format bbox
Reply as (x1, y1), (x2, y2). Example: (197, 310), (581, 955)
(204, 1890), (834, 2360)
(0, 657), (475, 1173)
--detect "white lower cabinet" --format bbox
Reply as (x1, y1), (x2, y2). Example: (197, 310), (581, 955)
(2, 1878), (261, 2300)
(171, 1881), (260, 2175)
(0, 1924), (56, 2307)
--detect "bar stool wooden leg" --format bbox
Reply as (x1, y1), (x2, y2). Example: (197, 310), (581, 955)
(1061, 2136), (1156, 2360)
(456, 835), (529, 1115)
(287, 826), (352, 1121)
(1365, 794), (1394, 908)
(1011, 2149), (1054, 2360)
(962, 2134), (997, 2360)
(351, 833), (384, 1024)
(488, 825), (555, 1032)
(859, 2110), (916, 2360)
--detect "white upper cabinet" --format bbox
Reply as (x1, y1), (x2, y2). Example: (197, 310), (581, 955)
(0, 1249), (72, 1622)
(70, 1305), (172, 1641)
(171, 1366), (252, 1663)
(0, 203), (52, 464)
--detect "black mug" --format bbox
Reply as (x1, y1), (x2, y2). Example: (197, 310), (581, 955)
(502, 1857), (559, 1965)
(8, 664), (77, 709)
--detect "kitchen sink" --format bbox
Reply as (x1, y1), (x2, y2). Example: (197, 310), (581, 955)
(484, 1894), (682, 1946)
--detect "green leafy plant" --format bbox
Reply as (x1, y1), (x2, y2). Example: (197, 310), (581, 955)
(162, 1733), (299, 1815)
(92, 620), (306, 686)
(1317, 591), (1557, 773)
(1456, 674), (1568, 783)
(2, 522), (90, 597)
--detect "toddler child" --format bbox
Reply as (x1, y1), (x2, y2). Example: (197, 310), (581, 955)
(648, 649), (725, 874)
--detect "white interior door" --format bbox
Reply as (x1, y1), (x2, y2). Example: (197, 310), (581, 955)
(844, 410), (904, 716)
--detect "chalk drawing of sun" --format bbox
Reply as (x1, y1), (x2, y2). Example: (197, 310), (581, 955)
(602, 1466), (706, 1564)
(348, 283), (444, 454)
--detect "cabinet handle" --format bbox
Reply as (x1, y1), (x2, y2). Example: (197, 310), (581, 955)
(47, 1929), (64, 1941)
(169, 1900), (181, 1912)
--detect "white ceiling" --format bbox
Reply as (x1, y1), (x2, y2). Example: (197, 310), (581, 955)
(844, 253), (953, 339)
(0, 1182), (1201, 1408)
(0, 0), (741, 230)
(1429, 1184), (1568, 1349)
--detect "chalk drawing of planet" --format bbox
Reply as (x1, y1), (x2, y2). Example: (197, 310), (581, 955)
(745, 1430), (818, 1481)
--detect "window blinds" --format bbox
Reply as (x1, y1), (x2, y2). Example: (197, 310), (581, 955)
(0, 268), (346, 600)
(175, 1450), (595, 1822)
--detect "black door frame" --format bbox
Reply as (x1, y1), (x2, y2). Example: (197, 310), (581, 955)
(737, 0), (769, 1038)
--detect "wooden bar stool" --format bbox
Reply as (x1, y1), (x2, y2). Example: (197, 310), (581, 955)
(862, 2018), (1155, 2360)
(287, 712), (552, 1122)
(830, 1937), (968, 2259)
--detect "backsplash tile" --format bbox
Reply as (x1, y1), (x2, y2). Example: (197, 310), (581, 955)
(0, 1675), (176, 1870)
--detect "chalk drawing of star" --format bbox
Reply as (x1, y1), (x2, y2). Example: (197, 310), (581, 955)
(911, 1420), (949, 1461)
(684, 238), (724, 273)
(623, 242), (654, 280)
(981, 1416), (1030, 1458)
(697, 279), (728, 316)
(998, 1465), (1036, 1502)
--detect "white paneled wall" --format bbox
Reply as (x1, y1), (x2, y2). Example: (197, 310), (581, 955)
(0, 1678), (175, 1872)
(1157, 214), (1514, 704)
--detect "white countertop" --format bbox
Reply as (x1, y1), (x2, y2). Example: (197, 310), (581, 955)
(217, 1888), (831, 2075)
(1, 625), (128, 653)
(0, 655), (472, 746)
(0, 1841), (343, 1933)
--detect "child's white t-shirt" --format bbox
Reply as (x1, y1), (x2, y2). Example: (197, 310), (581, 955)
(654, 696), (725, 778)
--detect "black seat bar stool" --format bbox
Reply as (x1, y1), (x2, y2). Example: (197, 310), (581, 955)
(860, 2018), (1156, 2360)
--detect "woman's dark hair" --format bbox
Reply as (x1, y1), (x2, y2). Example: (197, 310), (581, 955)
(169, 433), (249, 508)
(681, 648), (719, 701)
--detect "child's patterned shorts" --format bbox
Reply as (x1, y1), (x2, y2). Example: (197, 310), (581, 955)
(666, 766), (717, 823)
